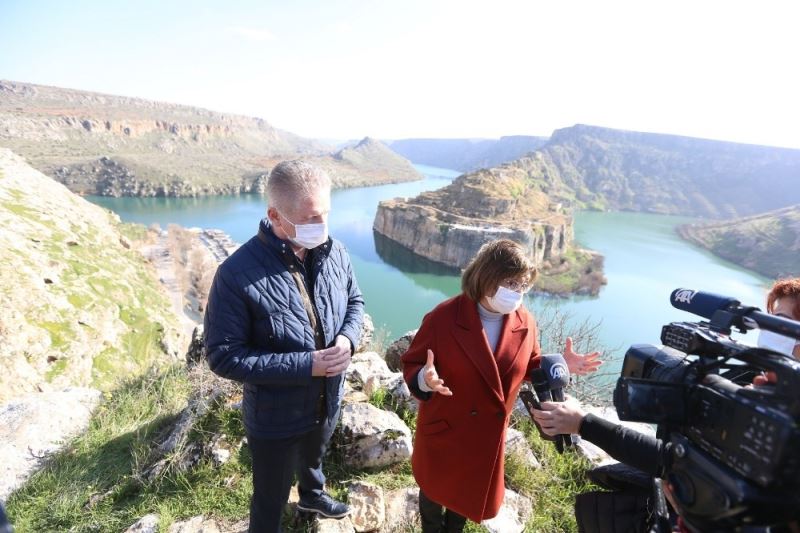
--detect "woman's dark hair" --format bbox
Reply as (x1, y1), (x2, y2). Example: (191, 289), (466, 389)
(461, 239), (538, 302)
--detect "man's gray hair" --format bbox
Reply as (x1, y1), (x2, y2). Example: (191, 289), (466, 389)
(267, 160), (331, 212)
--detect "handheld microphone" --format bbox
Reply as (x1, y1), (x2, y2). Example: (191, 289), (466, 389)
(540, 353), (572, 451)
(521, 368), (557, 445)
(541, 353), (570, 402)
(530, 367), (553, 403)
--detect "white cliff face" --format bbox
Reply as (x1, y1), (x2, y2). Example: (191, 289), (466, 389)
(0, 148), (181, 403)
(0, 387), (102, 502)
(373, 200), (574, 270)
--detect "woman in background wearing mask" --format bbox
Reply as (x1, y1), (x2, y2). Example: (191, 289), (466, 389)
(401, 239), (601, 532)
(758, 277), (800, 359)
(752, 277), (800, 387)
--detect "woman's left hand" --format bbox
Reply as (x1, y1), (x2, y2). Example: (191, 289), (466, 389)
(563, 337), (602, 375)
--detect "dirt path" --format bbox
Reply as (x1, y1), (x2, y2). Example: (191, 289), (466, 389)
(140, 229), (238, 340)
(141, 232), (199, 339)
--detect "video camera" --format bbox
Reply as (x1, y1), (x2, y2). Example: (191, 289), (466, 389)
(613, 289), (800, 532)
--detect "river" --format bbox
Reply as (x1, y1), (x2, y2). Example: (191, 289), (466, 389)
(89, 164), (770, 367)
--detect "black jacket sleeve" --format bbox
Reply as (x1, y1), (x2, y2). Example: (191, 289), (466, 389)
(578, 413), (668, 477)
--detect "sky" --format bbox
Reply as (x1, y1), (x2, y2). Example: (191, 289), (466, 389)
(1, 0), (799, 147)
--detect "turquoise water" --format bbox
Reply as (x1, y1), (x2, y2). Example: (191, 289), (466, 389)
(89, 164), (770, 362)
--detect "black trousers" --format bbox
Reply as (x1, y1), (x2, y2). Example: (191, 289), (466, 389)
(419, 490), (468, 533)
(247, 408), (339, 533)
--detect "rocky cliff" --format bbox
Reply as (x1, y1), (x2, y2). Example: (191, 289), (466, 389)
(374, 156), (605, 295)
(536, 124), (800, 218)
(0, 80), (421, 196)
(0, 148), (182, 403)
(678, 205), (800, 279)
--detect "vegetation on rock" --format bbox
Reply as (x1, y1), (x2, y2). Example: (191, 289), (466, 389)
(0, 148), (181, 402)
(0, 80), (421, 197)
(678, 204), (800, 279)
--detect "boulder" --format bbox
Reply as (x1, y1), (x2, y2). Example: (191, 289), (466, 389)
(315, 516), (356, 533)
(357, 314), (375, 353)
(0, 387), (102, 501)
(481, 488), (533, 533)
(505, 428), (540, 469)
(364, 374), (416, 413)
(343, 390), (370, 405)
(346, 352), (393, 389)
(348, 481), (385, 532)
(383, 330), (417, 371)
(168, 515), (221, 533)
(125, 514), (160, 533)
(186, 325), (205, 365)
(338, 403), (412, 469)
(381, 487), (419, 532)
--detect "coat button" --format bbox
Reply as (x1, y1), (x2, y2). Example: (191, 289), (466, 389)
(496, 411), (504, 420)
(470, 410), (478, 416)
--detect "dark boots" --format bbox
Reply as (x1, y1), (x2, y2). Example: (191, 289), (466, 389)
(419, 490), (468, 533)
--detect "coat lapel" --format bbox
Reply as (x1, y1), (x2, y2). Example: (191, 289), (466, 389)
(453, 295), (505, 406)
(495, 309), (529, 399)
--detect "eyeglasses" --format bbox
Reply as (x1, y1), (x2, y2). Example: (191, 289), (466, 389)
(501, 278), (532, 293)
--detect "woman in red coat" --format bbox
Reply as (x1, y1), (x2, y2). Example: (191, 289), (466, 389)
(401, 239), (601, 532)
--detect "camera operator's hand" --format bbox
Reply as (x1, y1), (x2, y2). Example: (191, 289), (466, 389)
(563, 337), (602, 376)
(752, 370), (777, 387)
(532, 396), (587, 436)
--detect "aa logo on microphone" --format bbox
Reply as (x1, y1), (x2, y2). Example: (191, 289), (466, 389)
(549, 363), (569, 380)
(673, 289), (696, 304)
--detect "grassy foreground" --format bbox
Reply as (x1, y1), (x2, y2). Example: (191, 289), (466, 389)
(6, 364), (597, 532)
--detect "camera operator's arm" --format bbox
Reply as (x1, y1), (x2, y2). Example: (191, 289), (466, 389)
(533, 398), (666, 477)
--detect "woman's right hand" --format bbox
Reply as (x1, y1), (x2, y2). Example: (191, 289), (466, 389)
(424, 349), (453, 396)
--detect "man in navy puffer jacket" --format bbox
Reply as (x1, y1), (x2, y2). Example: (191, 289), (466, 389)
(204, 160), (364, 533)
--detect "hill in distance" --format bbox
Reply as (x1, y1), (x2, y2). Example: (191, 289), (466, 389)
(0, 80), (422, 196)
(389, 135), (549, 172)
(679, 204), (800, 279)
(532, 124), (800, 218)
(391, 125), (800, 219)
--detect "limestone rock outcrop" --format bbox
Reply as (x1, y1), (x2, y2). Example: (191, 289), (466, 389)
(0, 387), (102, 501)
(383, 330), (417, 372)
(348, 481), (385, 532)
(337, 403), (413, 469)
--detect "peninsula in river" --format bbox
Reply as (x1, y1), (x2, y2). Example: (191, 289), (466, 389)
(374, 157), (607, 296)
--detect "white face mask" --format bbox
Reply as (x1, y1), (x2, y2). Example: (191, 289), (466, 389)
(757, 329), (799, 357)
(278, 210), (329, 249)
(487, 286), (524, 315)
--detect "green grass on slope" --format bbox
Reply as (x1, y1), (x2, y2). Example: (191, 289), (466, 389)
(8, 368), (597, 532)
